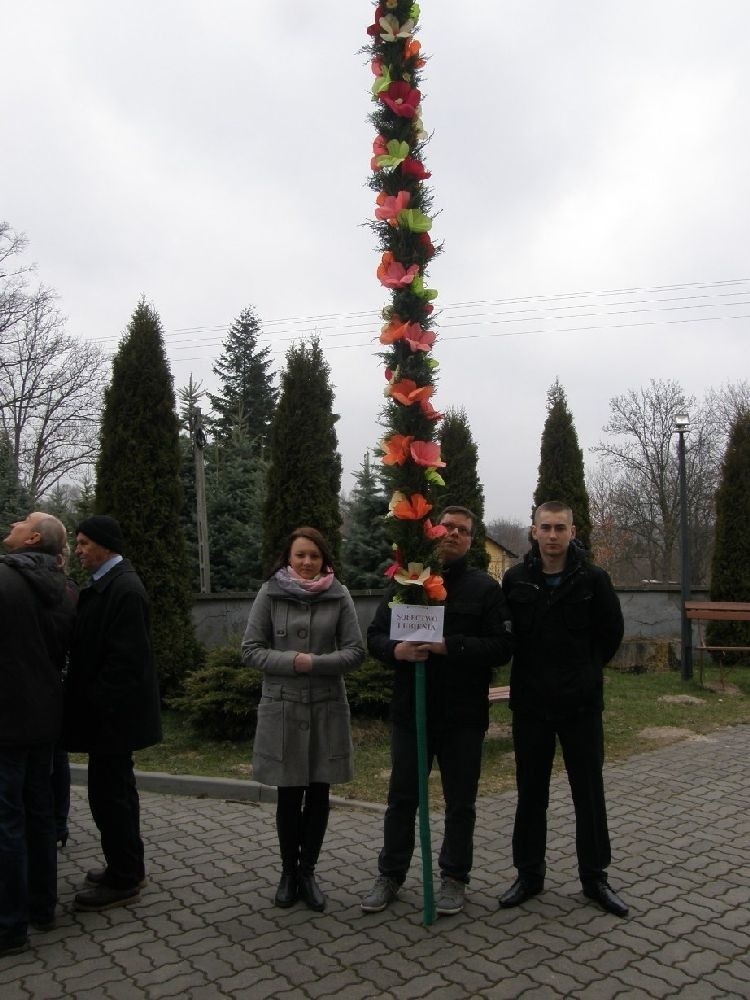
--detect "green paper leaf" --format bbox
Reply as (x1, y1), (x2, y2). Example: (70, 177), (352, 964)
(374, 139), (410, 169)
(397, 208), (432, 233)
(425, 469), (445, 486)
(371, 65), (392, 96)
(410, 274), (438, 300)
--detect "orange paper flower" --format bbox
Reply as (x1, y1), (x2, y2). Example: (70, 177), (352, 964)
(381, 434), (414, 466)
(390, 492), (432, 521)
(424, 574), (447, 601)
(379, 315), (409, 345)
(423, 519), (448, 540)
(387, 378), (434, 406)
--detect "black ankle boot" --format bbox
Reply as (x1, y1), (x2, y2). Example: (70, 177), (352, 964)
(274, 871), (298, 908)
(297, 871), (325, 912)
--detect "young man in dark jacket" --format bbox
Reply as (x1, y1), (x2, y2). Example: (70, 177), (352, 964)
(0, 512), (75, 956)
(499, 501), (627, 916)
(362, 506), (514, 917)
(64, 516), (161, 911)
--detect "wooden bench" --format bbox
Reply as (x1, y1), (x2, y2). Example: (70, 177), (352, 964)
(488, 685), (510, 704)
(684, 601), (750, 686)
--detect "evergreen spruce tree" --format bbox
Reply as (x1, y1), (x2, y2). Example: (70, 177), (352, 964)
(96, 300), (198, 695)
(342, 452), (391, 588)
(533, 379), (592, 551)
(437, 408), (489, 570)
(706, 409), (750, 657)
(208, 306), (276, 450)
(207, 421), (266, 591)
(177, 377), (204, 592)
(262, 337), (342, 570)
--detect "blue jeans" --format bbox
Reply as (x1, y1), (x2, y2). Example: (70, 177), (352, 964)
(0, 745), (57, 941)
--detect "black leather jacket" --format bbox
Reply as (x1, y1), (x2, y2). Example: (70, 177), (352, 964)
(368, 556), (514, 732)
(502, 541), (623, 719)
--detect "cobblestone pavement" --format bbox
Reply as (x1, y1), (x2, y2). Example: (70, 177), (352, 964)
(2, 725), (748, 999)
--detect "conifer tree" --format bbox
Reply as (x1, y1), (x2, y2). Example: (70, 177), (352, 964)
(262, 337), (342, 571)
(96, 300), (198, 695)
(436, 408), (489, 570)
(533, 379), (592, 551)
(342, 452), (391, 588)
(208, 306), (276, 450)
(0, 431), (27, 528)
(706, 409), (750, 657)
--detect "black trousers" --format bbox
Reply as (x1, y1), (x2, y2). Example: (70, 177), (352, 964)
(87, 753), (145, 889)
(379, 724), (485, 884)
(511, 711), (611, 886)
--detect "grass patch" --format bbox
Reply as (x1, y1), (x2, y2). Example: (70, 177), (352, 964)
(69, 663), (749, 804)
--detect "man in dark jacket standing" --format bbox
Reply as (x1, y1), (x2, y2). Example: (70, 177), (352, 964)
(362, 506), (514, 917)
(0, 512), (75, 956)
(499, 501), (627, 916)
(64, 516), (161, 911)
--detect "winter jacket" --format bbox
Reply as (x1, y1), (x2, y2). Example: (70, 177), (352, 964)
(502, 541), (624, 720)
(0, 550), (76, 746)
(242, 577), (365, 786)
(367, 556), (515, 733)
(63, 559), (162, 753)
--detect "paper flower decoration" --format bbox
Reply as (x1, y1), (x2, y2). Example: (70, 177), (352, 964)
(410, 441), (445, 468)
(379, 81), (421, 119)
(402, 323), (435, 352)
(424, 575), (447, 601)
(377, 251), (419, 288)
(394, 562), (430, 587)
(390, 492), (432, 521)
(375, 190), (411, 223)
(423, 519), (448, 540)
(381, 433), (414, 466)
(386, 378), (433, 406)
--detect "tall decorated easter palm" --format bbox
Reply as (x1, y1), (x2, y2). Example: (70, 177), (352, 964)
(366, 0), (444, 924)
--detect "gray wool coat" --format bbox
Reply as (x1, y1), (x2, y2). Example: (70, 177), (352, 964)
(241, 577), (365, 787)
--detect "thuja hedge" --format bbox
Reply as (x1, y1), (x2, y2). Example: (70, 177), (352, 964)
(173, 647), (395, 740)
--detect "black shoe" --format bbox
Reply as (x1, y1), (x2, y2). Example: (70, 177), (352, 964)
(74, 884), (141, 911)
(0, 936), (29, 957)
(298, 872), (326, 912)
(86, 867), (146, 889)
(583, 879), (629, 917)
(30, 916), (56, 932)
(274, 872), (298, 908)
(498, 877), (544, 908)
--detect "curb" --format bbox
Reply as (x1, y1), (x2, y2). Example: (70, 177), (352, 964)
(69, 763), (385, 813)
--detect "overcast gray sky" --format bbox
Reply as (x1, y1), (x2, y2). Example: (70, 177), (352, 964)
(3, 1), (748, 523)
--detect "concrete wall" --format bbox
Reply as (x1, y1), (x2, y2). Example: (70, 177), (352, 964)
(191, 586), (709, 655)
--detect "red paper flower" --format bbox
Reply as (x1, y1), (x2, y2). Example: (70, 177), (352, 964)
(366, 5), (384, 36)
(419, 397), (444, 422)
(401, 157), (431, 180)
(423, 519), (448, 540)
(417, 233), (436, 259)
(387, 378), (434, 406)
(381, 433), (414, 466)
(377, 251), (419, 289)
(379, 81), (421, 119)
(410, 441), (446, 468)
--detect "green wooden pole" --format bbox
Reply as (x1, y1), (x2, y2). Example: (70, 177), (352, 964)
(414, 660), (435, 926)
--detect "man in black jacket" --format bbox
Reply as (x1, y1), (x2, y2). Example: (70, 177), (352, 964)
(499, 501), (627, 917)
(0, 512), (75, 956)
(64, 516), (161, 912)
(362, 506), (514, 917)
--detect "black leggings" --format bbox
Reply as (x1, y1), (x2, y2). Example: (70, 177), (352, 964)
(276, 783), (330, 874)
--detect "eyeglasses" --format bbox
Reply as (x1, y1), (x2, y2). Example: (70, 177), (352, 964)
(440, 522), (472, 536)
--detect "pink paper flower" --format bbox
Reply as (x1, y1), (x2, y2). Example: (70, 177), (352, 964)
(375, 190), (411, 223)
(410, 441), (446, 468)
(403, 323), (436, 352)
(377, 252), (419, 289)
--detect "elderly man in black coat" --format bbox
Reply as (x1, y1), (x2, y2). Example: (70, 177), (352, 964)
(64, 516), (161, 911)
(0, 512), (75, 957)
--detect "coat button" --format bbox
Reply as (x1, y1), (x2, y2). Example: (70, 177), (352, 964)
(300, 721), (309, 731)
(297, 628), (308, 638)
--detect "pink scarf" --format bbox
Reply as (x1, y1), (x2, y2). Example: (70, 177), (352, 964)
(274, 565), (335, 597)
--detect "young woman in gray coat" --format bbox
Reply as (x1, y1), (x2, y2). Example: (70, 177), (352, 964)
(242, 526), (364, 912)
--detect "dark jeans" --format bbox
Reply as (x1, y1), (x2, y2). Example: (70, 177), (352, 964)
(0, 744), (57, 941)
(379, 724), (485, 884)
(88, 753), (145, 889)
(511, 711), (611, 886)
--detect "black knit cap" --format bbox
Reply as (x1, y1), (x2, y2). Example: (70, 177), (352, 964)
(76, 515), (124, 554)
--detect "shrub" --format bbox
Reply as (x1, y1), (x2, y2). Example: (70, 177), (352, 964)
(171, 644), (262, 740)
(346, 655), (394, 720)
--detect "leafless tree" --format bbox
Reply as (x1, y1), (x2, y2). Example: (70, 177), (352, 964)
(591, 378), (738, 585)
(486, 516), (531, 560)
(0, 222), (35, 340)
(0, 286), (107, 502)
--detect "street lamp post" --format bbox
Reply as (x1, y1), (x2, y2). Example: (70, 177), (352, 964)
(675, 412), (692, 680)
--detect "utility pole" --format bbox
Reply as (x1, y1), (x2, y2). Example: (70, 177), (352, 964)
(191, 406), (211, 594)
(675, 412), (692, 680)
